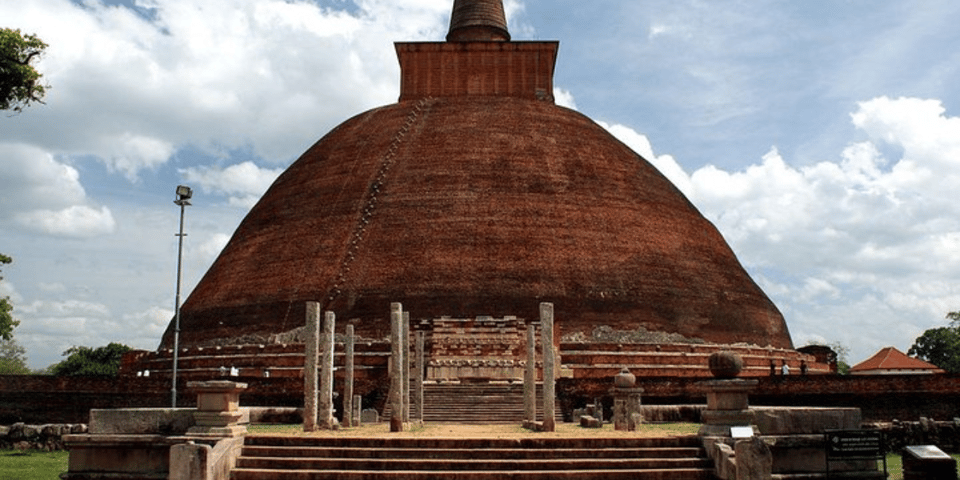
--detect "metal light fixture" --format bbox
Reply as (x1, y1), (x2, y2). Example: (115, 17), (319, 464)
(171, 185), (192, 407)
(175, 185), (193, 204)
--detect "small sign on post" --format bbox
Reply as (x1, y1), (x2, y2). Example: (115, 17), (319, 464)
(903, 445), (957, 480)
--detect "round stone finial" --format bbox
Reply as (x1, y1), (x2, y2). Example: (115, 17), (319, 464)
(708, 351), (744, 379)
(614, 367), (636, 388)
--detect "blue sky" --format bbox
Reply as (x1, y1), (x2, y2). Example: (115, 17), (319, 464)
(2, 0), (960, 369)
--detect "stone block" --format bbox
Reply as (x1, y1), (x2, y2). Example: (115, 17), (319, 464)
(579, 415), (602, 428)
(169, 442), (211, 480)
(709, 441), (737, 480)
(735, 437), (772, 480)
(752, 407), (860, 435)
(361, 409), (379, 424)
(62, 434), (171, 476)
(89, 408), (195, 435)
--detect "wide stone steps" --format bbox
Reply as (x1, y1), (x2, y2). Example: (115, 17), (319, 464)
(232, 436), (714, 480)
(383, 383), (563, 424)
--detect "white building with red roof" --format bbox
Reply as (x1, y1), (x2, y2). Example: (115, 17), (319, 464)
(849, 346), (945, 375)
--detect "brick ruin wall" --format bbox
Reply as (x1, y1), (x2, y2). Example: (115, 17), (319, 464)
(5, 372), (960, 426)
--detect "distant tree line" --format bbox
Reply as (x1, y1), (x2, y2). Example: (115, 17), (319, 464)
(0, 253), (132, 376)
(909, 311), (960, 374)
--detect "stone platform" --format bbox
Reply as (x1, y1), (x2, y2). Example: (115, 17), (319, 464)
(232, 435), (714, 480)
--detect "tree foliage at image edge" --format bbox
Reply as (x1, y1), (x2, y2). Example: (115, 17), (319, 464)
(909, 311), (960, 374)
(0, 28), (48, 113)
(0, 254), (18, 342)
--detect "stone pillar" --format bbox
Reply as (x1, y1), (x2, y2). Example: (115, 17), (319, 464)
(303, 301), (320, 432)
(540, 302), (555, 432)
(353, 395), (362, 426)
(699, 351), (758, 437)
(524, 323), (536, 423)
(389, 302), (404, 432)
(319, 311), (336, 429)
(611, 368), (643, 431)
(414, 331), (425, 422)
(344, 324), (355, 428)
(402, 311), (410, 423)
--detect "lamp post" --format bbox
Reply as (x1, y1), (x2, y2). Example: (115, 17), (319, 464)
(172, 185), (192, 408)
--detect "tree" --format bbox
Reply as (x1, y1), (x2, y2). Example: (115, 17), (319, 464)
(908, 314), (960, 374)
(0, 338), (30, 375)
(0, 254), (19, 341)
(50, 343), (133, 377)
(0, 28), (48, 113)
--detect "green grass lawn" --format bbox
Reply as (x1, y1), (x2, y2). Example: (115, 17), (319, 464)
(0, 450), (69, 480)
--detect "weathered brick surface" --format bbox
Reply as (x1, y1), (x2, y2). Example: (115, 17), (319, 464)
(159, 95), (792, 354)
(397, 42), (558, 101)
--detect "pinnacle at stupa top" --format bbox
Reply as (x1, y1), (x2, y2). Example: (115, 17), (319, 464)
(447, 0), (511, 42)
(396, 0), (556, 101)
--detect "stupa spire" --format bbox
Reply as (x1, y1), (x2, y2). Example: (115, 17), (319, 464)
(446, 0), (511, 42)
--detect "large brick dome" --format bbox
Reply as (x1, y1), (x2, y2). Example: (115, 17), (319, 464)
(160, 0), (793, 351)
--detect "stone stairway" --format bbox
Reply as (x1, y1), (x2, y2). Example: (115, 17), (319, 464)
(231, 436), (716, 480)
(382, 382), (564, 424)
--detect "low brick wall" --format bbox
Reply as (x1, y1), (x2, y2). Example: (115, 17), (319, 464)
(871, 418), (960, 454)
(560, 374), (960, 423)
(0, 423), (87, 451)
(5, 372), (960, 425)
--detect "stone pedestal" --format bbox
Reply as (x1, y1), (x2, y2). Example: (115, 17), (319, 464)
(611, 387), (644, 431)
(186, 380), (249, 437)
(698, 379), (758, 437)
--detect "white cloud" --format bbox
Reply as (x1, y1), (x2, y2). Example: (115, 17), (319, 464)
(123, 306), (174, 339)
(0, 144), (85, 212)
(553, 87), (577, 110)
(197, 233), (231, 265)
(687, 97), (960, 357)
(181, 161), (283, 208)
(14, 205), (117, 238)
(0, 0), (452, 179)
(593, 96), (960, 361)
(0, 143), (116, 237)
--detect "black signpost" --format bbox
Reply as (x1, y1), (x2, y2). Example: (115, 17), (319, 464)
(824, 430), (886, 478)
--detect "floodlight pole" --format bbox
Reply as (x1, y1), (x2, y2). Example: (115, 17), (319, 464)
(172, 186), (192, 408)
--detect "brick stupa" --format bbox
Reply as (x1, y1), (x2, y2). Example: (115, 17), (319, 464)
(159, 0), (793, 352)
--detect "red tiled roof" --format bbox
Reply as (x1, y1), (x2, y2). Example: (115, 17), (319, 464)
(850, 346), (943, 372)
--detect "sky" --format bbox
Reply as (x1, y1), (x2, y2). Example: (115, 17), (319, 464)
(2, 0), (960, 370)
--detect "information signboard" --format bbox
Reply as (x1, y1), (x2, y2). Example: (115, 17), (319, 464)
(824, 429), (886, 478)
(826, 430), (883, 458)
